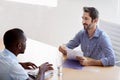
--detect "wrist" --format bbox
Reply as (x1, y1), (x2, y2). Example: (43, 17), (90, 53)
(36, 67), (45, 80)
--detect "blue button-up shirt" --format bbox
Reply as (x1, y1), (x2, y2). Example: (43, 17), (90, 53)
(66, 27), (115, 66)
(0, 49), (29, 80)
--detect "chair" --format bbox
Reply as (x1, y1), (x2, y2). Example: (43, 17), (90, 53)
(99, 19), (120, 66)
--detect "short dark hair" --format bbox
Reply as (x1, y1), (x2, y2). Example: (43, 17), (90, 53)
(83, 7), (99, 20)
(3, 28), (24, 49)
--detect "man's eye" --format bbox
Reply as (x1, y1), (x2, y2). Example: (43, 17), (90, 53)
(85, 18), (88, 20)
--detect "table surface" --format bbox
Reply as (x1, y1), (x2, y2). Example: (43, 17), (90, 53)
(0, 38), (120, 80)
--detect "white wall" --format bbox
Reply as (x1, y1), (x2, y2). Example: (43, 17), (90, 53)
(0, 0), (120, 47)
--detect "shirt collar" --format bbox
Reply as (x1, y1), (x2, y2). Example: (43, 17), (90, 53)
(84, 26), (101, 39)
(3, 48), (18, 62)
(92, 26), (100, 38)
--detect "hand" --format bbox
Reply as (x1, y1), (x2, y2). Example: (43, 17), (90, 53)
(19, 62), (37, 69)
(35, 62), (53, 80)
(38, 62), (53, 73)
(76, 56), (89, 66)
(59, 44), (67, 55)
(76, 56), (103, 66)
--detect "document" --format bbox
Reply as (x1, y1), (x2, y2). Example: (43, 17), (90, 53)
(63, 59), (83, 69)
(65, 47), (83, 60)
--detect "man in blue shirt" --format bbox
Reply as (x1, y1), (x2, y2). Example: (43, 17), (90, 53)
(0, 28), (53, 80)
(59, 7), (115, 66)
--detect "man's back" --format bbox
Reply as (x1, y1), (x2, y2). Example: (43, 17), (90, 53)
(0, 49), (28, 80)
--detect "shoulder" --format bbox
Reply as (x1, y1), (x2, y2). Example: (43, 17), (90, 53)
(98, 29), (111, 45)
(0, 50), (28, 79)
(96, 27), (110, 39)
(100, 31), (110, 39)
(76, 29), (85, 36)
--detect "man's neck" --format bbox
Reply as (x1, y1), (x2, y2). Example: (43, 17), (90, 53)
(7, 48), (18, 56)
(87, 25), (96, 38)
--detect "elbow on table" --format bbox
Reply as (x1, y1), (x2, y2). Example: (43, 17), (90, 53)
(101, 57), (115, 66)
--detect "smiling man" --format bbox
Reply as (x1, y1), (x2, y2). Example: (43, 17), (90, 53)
(59, 7), (115, 66)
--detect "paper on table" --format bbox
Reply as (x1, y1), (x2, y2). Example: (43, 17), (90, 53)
(63, 59), (83, 69)
(65, 47), (83, 60)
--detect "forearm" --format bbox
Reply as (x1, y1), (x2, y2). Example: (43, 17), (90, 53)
(35, 71), (45, 80)
(87, 59), (103, 66)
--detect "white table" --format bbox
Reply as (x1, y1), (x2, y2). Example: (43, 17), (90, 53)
(1, 38), (120, 80)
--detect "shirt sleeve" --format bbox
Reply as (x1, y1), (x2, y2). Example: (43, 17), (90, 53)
(66, 30), (83, 49)
(100, 32), (115, 66)
(10, 62), (29, 80)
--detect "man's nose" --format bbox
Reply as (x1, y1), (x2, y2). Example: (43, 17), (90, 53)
(82, 19), (85, 24)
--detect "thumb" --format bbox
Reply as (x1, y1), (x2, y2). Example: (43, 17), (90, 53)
(76, 56), (80, 60)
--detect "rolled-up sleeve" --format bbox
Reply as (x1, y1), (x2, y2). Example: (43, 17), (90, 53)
(100, 33), (115, 66)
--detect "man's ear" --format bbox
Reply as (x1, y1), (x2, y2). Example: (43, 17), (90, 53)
(18, 43), (22, 50)
(94, 18), (98, 23)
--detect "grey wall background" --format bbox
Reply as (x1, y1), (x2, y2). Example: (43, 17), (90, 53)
(0, 0), (120, 47)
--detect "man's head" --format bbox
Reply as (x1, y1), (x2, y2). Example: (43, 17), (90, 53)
(82, 7), (99, 30)
(3, 28), (26, 55)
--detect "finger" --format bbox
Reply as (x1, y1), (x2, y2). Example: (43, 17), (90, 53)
(79, 59), (84, 63)
(79, 56), (84, 59)
(28, 62), (38, 69)
(47, 67), (54, 71)
(26, 67), (32, 69)
(40, 62), (48, 67)
(59, 45), (67, 55)
(43, 63), (53, 71)
(76, 56), (84, 60)
(79, 60), (84, 65)
(31, 65), (37, 69)
(30, 63), (37, 68)
(43, 62), (49, 65)
(47, 64), (53, 66)
(76, 56), (80, 60)
(48, 64), (53, 70)
(32, 64), (38, 69)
